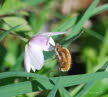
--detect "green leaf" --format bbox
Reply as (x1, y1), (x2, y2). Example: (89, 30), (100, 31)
(59, 87), (71, 97)
(0, 72), (46, 80)
(52, 3), (108, 44)
(92, 4), (108, 16)
(0, 25), (21, 41)
(0, 0), (28, 14)
(0, 81), (33, 97)
(83, 28), (104, 41)
(53, 3), (108, 32)
(63, 31), (84, 47)
(52, 1), (106, 46)
(1, 70), (108, 97)
(47, 77), (61, 97)
(3, 17), (31, 31)
(75, 61), (108, 97)
(53, 16), (78, 32)
(65, 0), (100, 40)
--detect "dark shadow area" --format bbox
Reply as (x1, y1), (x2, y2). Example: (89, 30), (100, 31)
(68, 52), (86, 75)
(0, 45), (7, 72)
(31, 80), (47, 91)
(0, 0), (5, 8)
(49, 79), (55, 85)
(0, 77), (27, 86)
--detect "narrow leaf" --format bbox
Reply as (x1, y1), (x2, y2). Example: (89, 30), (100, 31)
(92, 4), (108, 16)
(52, 3), (107, 43)
(83, 28), (104, 41)
(1, 71), (108, 97)
(65, 0), (100, 40)
(60, 87), (71, 97)
(75, 61), (108, 97)
(0, 25), (21, 41)
(53, 16), (77, 32)
(47, 77), (61, 97)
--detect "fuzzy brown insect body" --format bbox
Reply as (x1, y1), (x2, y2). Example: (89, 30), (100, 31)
(55, 43), (71, 72)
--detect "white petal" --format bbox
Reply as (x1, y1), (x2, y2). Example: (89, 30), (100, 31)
(49, 37), (55, 46)
(40, 32), (66, 36)
(24, 45), (31, 72)
(28, 44), (44, 70)
(31, 65), (36, 72)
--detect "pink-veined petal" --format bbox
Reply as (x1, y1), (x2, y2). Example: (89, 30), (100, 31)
(28, 44), (44, 71)
(40, 32), (66, 36)
(24, 45), (31, 72)
(29, 35), (50, 51)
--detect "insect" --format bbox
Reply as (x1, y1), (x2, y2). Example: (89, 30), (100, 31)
(55, 43), (71, 72)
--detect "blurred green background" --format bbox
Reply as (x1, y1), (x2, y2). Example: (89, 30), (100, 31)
(0, 0), (108, 97)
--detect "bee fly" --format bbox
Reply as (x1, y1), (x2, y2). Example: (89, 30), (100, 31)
(55, 43), (71, 72)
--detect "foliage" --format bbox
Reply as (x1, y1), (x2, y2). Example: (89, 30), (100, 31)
(0, 0), (108, 97)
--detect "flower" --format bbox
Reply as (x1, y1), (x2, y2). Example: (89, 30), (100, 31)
(24, 32), (65, 72)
